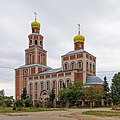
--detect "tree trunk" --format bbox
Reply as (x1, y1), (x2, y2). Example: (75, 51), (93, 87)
(101, 99), (104, 106)
(66, 101), (69, 107)
(82, 100), (85, 107)
(90, 102), (92, 111)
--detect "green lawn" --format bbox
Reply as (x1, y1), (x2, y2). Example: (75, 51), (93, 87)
(0, 107), (15, 113)
(0, 107), (66, 113)
(82, 110), (120, 117)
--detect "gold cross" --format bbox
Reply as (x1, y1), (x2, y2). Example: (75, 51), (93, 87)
(78, 24), (80, 35)
(34, 12), (37, 21)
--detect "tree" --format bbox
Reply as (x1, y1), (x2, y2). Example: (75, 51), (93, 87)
(103, 76), (111, 105)
(59, 81), (84, 107)
(49, 89), (55, 102)
(4, 96), (13, 107)
(0, 89), (5, 97)
(111, 72), (120, 105)
(0, 94), (14, 107)
(21, 87), (28, 100)
(103, 76), (110, 96)
(47, 89), (55, 108)
(20, 88), (33, 107)
(84, 86), (103, 109)
(15, 100), (24, 107)
(24, 98), (33, 107)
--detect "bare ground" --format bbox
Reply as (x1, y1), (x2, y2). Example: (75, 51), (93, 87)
(0, 108), (120, 120)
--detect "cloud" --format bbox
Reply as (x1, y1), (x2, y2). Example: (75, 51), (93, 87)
(0, 82), (15, 97)
(0, 0), (120, 97)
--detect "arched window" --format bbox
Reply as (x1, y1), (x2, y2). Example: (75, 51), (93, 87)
(46, 81), (50, 90)
(66, 79), (71, 87)
(29, 40), (32, 45)
(86, 61), (89, 69)
(90, 63), (92, 71)
(71, 62), (75, 70)
(40, 41), (43, 46)
(60, 81), (63, 89)
(35, 40), (37, 45)
(35, 93), (37, 99)
(40, 54), (42, 64)
(24, 78), (27, 87)
(30, 83), (32, 90)
(30, 94), (32, 99)
(64, 63), (68, 71)
(41, 82), (44, 90)
(53, 81), (56, 89)
(35, 82), (38, 90)
(29, 54), (32, 63)
(78, 61), (82, 69)
(93, 64), (95, 72)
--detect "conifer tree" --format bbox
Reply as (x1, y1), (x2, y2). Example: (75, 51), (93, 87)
(49, 89), (55, 103)
(111, 72), (120, 105)
(47, 89), (56, 108)
(21, 87), (28, 100)
(103, 76), (110, 100)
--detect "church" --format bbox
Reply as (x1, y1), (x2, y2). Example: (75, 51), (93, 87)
(15, 17), (103, 102)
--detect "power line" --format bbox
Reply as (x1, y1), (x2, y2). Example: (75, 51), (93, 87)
(0, 66), (15, 70)
(0, 65), (120, 73)
(97, 70), (120, 73)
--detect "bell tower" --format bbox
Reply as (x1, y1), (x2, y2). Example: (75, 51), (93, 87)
(25, 13), (47, 65)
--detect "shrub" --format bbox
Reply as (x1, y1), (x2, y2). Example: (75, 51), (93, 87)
(5, 99), (12, 107)
(13, 104), (16, 110)
(34, 102), (40, 107)
(47, 101), (54, 108)
(24, 98), (33, 107)
(15, 100), (24, 107)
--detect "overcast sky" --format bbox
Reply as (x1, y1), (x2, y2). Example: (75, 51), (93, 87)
(0, 0), (120, 97)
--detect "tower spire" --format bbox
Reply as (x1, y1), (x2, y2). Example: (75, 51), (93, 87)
(34, 12), (37, 21)
(78, 24), (80, 35)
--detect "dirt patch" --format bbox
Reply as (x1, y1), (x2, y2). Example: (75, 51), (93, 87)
(3, 113), (28, 116)
(59, 111), (120, 120)
(1, 108), (120, 120)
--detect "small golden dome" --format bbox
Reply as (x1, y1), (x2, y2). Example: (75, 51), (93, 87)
(31, 21), (40, 28)
(73, 34), (85, 43)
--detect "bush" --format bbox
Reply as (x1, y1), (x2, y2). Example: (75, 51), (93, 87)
(34, 102), (40, 107)
(13, 104), (16, 110)
(24, 98), (33, 107)
(15, 100), (24, 107)
(47, 101), (54, 108)
(5, 99), (12, 107)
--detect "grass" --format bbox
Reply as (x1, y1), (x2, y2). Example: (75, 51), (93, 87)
(0, 107), (66, 113)
(82, 110), (120, 117)
(0, 107), (14, 113)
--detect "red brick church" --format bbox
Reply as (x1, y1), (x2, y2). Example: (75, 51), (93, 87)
(15, 17), (103, 102)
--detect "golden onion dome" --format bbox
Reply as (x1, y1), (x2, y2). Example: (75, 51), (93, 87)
(73, 34), (85, 43)
(31, 21), (40, 28)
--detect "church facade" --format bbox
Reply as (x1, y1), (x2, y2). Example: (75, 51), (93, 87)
(15, 19), (103, 102)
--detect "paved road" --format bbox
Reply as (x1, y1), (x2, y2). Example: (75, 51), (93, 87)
(0, 108), (119, 120)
